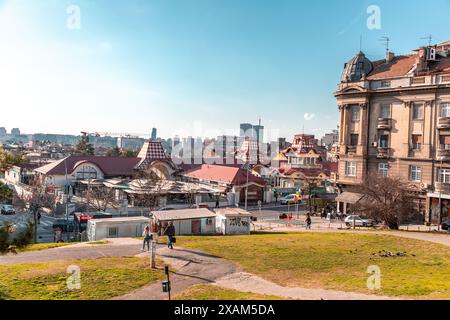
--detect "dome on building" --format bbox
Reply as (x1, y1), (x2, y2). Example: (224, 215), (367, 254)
(341, 51), (373, 82)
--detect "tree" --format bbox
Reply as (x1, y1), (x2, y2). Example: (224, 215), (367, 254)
(0, 147), (23, 174)
(0, 182), (14, 204)
(83, 186), (119, 212)
(352, 175), (417, 230)
(0, 222), (34, 255)
(132, 169), (170, 212)
(75, 133), (95, 156)
(106, 146), (121, 157)
(21, 181), (56, 243)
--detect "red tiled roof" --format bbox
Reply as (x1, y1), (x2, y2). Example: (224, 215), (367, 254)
(35, 156), (140, 176)
(184, 164), (266, 186)
(367, 55), (416, 80)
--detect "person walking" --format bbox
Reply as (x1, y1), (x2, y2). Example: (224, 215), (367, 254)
(215, 196), (220, 209)
(305, 214), (312, 230)
(37, 212), (42, 224)
(142, 225), (152, 252)
(164, 222), (176, 250)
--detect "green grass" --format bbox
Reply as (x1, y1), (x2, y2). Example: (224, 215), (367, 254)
(15, 241), (110, 253)
(174, 284), (282, 300)
(0, 257), (164, 300)
(177, 233), (450, 299)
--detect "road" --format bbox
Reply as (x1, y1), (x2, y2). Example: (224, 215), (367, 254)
(0, 212), (59, 243)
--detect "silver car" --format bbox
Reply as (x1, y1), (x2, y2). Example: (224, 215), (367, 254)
(344, 215), (373, 227)
(0, 204), (16, 215)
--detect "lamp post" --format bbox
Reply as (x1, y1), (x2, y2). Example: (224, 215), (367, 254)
(245, 161), (250, 211)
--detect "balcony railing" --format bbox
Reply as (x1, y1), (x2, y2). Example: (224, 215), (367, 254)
(346, 146), (357, 154)
(377, 147), (390, 159)
(437, 148), (450, 161)
(377, 118), (392, 130)
(435, 182), (450, 194)
(438, 117), (450, 129)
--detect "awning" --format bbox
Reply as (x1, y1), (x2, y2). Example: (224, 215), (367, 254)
(335, 191), (364, 204)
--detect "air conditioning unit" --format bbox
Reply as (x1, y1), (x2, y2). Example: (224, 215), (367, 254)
(371, 142), (378, 147)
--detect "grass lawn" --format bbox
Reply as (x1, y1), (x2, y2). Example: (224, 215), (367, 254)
(174, 284), (282, 300)
(15, 241), (110, 253)
(177, 233), (450, 299)
(0, 256), (164, 300)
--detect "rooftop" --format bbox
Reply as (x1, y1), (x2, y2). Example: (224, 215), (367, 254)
(152, 208), (216, 221)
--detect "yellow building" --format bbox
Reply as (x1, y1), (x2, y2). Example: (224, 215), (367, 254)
(334, 41), (450, 224)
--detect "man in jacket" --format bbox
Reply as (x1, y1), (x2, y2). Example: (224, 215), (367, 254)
(164, 222), (176, 250)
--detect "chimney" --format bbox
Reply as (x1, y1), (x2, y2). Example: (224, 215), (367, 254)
(385, 51), (395, 63)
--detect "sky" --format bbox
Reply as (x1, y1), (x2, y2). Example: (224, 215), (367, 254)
(1, 0), (450, 141)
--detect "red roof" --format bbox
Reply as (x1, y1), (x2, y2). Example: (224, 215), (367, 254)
(35, 156), (140, 177)
(184, 164), (266, 186)
(367, 55), (417, 80)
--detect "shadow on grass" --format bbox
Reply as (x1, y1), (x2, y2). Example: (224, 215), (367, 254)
(250, 231), (289, 235)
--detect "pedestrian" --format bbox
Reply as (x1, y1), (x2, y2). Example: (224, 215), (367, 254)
(274, 191), (279, 204)
(37, 212), (41, 224)
(215, 196), (220, 209)
(54, 227), (63, 243)
(164, 222), (176, 250)
(305, 214), (312, 230)
(142, 225), (152, 252)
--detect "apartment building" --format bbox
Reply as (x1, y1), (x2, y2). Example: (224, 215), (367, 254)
(334, 41), (450, 224)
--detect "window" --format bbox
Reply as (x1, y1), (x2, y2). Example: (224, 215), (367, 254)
(379, 135), (389, 148)
(351, 106), (360, 122)
(438, 169), (450, 184)
(411, 135), (423, 150)
(350, 134), (359, 146)
(412, 104), (424, 120)
(345, 161), (356, 177)
(75, 165), (98, 180)
(378, 163), (389, 177)
(380, 80), (391, 88)
(410, 166), (422, 182)
(441, 103), (450, 118)
(108, 227), (118, 237)
(412, 77), (425, 84)
(441, 75), (450, 83)
(440, 135), (450, 150)
(380, 105), (391, 118)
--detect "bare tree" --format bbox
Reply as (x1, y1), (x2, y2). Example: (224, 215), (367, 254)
(352, 175), (417, 230)
(83, 186), (119, 212)
(22, 180), (56, 243)
(132, 168), (171, 212)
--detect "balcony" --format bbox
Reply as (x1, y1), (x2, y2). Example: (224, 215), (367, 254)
(346, 146), (357, 154)
(437, 117), (450, 129)
(437, 148), (450, 161)
(377, 118), (392, 130)
(435, 182), (450, 194)
(377, 147), (390, 159)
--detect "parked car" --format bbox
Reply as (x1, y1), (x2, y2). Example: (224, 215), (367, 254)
(344, 215), (374, 227)
(442, 219), (449, 230)
(280, 194), (300, 205)
(0, 204), (15, 215)
(52, 219), (75, 232)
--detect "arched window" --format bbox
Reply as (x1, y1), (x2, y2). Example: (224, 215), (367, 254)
(76, 165), (98, 180)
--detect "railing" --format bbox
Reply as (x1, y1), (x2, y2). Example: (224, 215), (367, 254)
(377, 118), (392, 130)
(435, 182), (450, 194)
(437, 148), (450, 161)
(438, 117), (450, 129)
(377, 147), (390, 158)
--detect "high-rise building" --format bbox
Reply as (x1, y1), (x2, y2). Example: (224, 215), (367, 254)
(239, 120), (265, 144)
(11, 128), (20, 136)
(0, 127), (6, 137)
(151, 128), (157, 141)
(334, 41), (450, 224)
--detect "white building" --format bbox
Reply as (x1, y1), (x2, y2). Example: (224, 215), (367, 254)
(215, 208), (252, 235)
(87, 216), (150, 241)
(152, 208), (217, 235)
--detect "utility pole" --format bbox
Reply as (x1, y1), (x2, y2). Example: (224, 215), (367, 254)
(64, 158), (69, 242)
(438, 159), (443, 231)
(244, 160), (250, 211)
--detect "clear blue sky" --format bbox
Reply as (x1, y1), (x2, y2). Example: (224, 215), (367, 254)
(1, 0), (450, 141)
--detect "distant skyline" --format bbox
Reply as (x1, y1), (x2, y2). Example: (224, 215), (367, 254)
(1, 0), (450, 140)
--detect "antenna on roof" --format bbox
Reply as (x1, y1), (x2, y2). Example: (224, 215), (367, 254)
(379, 36), (390, 52)
(359, 35), (363, 52)
(420, 34), (433, 46)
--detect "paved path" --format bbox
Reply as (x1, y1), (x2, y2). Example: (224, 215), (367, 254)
(0, 238), (142, 265)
